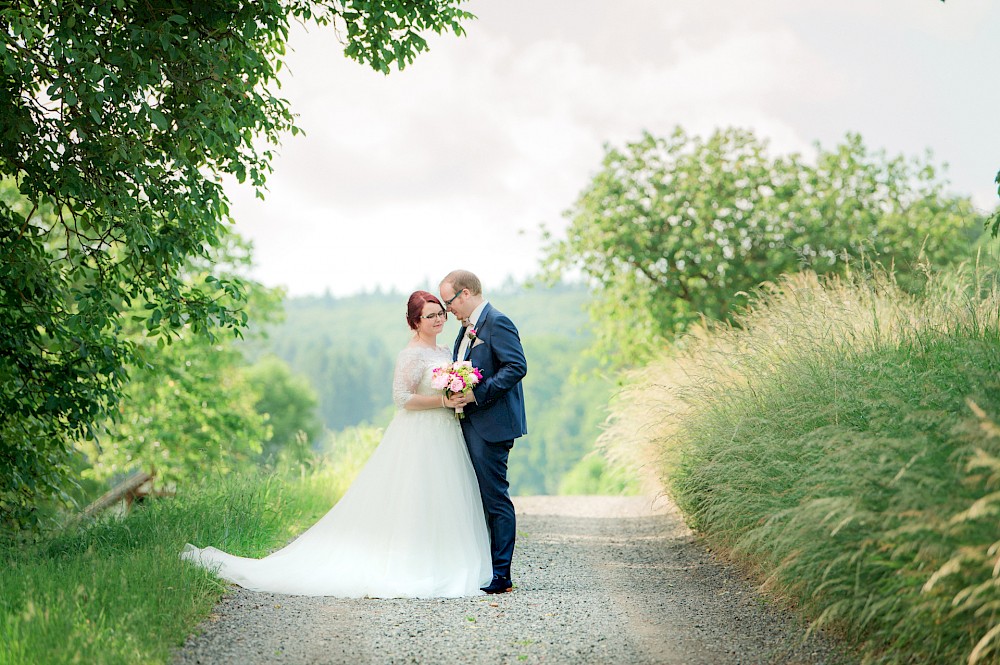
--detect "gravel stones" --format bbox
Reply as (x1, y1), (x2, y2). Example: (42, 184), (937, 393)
(174, 496), (849, 665)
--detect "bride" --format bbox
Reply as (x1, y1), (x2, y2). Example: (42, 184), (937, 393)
(181, 291), (492, 597)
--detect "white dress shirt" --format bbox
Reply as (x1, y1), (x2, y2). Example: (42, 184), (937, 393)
(457, 300), (488, 361)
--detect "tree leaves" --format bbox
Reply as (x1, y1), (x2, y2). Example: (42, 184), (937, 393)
(0, 0), (472, 530)
(543, 127), (984, 367)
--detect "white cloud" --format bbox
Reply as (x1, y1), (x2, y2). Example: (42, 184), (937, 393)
(227, 0), (1000, 296)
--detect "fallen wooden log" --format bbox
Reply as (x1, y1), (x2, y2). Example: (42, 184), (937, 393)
(81, 469), (154, 518)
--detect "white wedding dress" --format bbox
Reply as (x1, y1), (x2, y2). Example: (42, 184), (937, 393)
(181, 345), (492, 598)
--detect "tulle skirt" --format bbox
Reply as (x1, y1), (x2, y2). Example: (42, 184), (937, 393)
(182, 408), (492, 598)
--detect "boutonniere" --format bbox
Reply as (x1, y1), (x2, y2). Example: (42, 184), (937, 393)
(466, 326), (478, 342)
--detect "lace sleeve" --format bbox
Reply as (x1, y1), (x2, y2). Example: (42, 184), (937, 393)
(392, 349), (426, 409)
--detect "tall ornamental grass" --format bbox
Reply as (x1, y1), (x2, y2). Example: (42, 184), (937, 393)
(602, 267), (1000, 664)
(0, 425), (381, 665)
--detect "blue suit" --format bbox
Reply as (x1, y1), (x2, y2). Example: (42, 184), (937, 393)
(454, 303), (527, 580)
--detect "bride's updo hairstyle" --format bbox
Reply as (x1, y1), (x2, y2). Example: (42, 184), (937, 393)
(406, 290), (445, 330)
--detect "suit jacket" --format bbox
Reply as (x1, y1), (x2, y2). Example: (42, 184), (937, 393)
(453, 303), (528, 444)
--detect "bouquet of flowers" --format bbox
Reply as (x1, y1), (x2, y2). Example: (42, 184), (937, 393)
(431, 360), (483, 418)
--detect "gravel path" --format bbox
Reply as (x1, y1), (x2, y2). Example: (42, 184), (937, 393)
(174, 496), (851, 665)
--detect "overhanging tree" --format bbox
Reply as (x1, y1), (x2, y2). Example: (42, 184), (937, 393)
(77, 234), (286, 489)
(0, 0), (473, 528)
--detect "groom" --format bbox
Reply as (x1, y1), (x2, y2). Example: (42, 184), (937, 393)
(440, 270), (527, 594)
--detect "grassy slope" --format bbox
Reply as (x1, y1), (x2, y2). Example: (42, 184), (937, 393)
(602, 269), (1000, 664)
(0, 428), (376, 665)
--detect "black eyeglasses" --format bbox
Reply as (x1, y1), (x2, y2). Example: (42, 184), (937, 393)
(421, 311), (448, 320)
(443, 290), (465, 308)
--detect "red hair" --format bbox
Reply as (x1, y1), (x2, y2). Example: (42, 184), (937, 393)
(406, 290), (444, 330)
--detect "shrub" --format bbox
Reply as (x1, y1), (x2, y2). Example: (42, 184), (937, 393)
(602, 267), (1000, 663)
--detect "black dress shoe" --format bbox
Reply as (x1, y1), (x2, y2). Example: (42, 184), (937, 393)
(481, 575), (513, 594)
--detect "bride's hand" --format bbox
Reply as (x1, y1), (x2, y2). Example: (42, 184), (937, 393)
(442, 394), (462, 409)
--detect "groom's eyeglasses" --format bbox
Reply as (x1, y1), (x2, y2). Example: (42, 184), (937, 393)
(443, 290), (465, 308)
(421, 312), (448, 320)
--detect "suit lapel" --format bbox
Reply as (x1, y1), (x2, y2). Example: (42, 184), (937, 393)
(465, 304), (493, 361)
(453, 326), (464, 361)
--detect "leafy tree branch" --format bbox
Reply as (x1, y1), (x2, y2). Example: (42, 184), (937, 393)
(0, 0), (472, 529)
(542, 127), (984, 367)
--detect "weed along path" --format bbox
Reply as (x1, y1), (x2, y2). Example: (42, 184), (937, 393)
(174, 496), (846, 665)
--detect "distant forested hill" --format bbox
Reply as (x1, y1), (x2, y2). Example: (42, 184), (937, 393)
(245, 282), (613, 495)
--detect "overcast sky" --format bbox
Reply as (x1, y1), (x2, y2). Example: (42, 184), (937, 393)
(225, 0), (1000, 298)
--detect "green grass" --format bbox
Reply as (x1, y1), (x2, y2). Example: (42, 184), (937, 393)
(602, 268), (1000, 664)
(0, 428), (378, 665)
(557, 449), (642, 495)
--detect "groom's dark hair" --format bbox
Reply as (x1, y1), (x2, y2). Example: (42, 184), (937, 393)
(443, 270), (482, 296)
